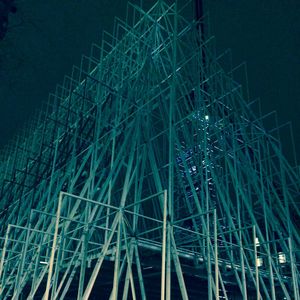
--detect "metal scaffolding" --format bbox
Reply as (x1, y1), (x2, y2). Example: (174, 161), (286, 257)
(0, 1), (299, 299)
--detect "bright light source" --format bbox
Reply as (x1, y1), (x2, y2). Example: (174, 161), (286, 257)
(255, 237), (260, 247)
(40, 261), (48, 265)
(278, 252), (286, 264)
(205, 115), (209, 121)
(256, 257), (263, 267)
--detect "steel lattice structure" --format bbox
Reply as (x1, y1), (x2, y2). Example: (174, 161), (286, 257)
(0, 1), (299, 299)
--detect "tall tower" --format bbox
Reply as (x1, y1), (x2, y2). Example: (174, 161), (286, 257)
(0, 1), (299, 299)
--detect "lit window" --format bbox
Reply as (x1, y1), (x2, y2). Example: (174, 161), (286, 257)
(278, 252), (286, 264)
(256, 257), (263, 267)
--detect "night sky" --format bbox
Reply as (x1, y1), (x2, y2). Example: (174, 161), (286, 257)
(1, 0), (299, 162)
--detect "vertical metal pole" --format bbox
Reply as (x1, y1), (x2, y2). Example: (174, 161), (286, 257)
(235, 179), (247, 300)
(51, 233), (63, 300)
(161, 190), (167, 300)
(0, 225), (10, 294)
(122, 246), (134, 300)
(167, 0), (179, 297)
(52, 241), (82, 300)
(111, 251), (126, 300)
(266, 234), (276, 299)
(105, 135), (116, 243)
(214, 209), (219, 300)
(253, 226), (260, 300)
(170, 233), (189, 300)
(166, 221), (171, 300)
(44, 191), (63, 300)
(14, 225), (31, 299)
(261, 147), (276, 300)
(77, 224), (88, 300)
(288, 237), (299, 300)
(112, 216), (122, 300)
(207, 211), (212, 300)
(29, 244), (42, 299)
(121, 225), (137, 300)
(134, 243), (147, 300)
(205, 137), (212, 300)
(239, 219), (247, 299)
(82, 212), (120, 300)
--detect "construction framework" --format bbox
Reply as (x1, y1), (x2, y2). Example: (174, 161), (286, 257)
(0, 1), (299, 299)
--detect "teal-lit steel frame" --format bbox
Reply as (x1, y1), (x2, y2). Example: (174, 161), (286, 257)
(0, 1), (299, 299)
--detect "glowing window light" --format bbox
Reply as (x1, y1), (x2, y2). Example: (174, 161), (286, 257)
(278, 252), (286, 264)
(256, 257), (263, 267)
(255, 237), (260, 247)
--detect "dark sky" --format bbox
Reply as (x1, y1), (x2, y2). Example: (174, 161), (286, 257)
(1, 0), (300, 161)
